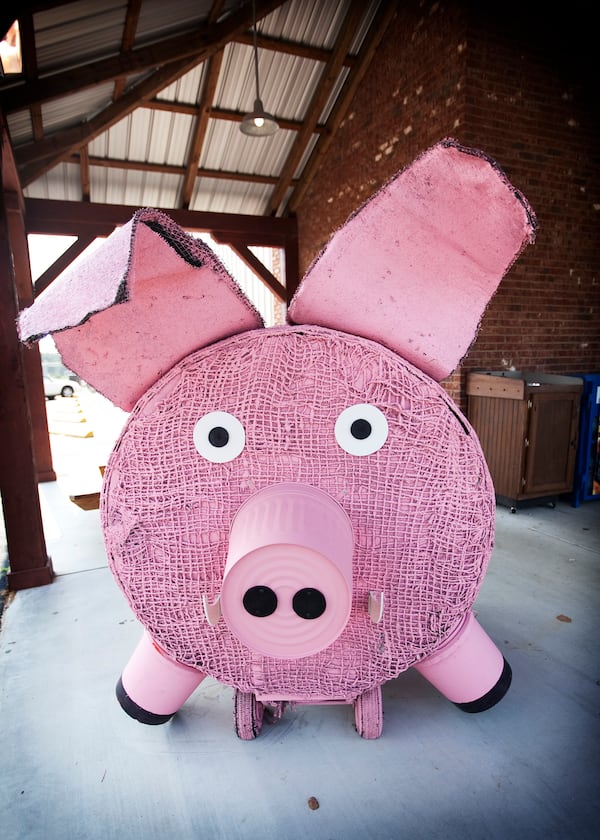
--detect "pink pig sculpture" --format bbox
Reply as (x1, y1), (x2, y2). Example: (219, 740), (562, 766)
(19, 139), (536, 739)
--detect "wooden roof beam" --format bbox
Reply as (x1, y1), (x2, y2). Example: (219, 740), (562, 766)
(146, 101), (320, 134)
(225, 240), (286, 301)
(1, 0), (287, 113)
(15, 1), (288, 186)
(17, 11), (44, 142)
(233, 31), (358, 66)
(66, 152), (298, 187)
(178, 50), (224, 209)
(24, 197), (297, 246)
(267, 0), (367, 216)
(112, 0), (143, 101)
(286, 0), (399, 215)
(178, 0), (229, 209)
(66, 152), (298, 186)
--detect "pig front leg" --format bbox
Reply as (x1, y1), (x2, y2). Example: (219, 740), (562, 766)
(116, 632), (206, 724)
(413, 611), (512, 712)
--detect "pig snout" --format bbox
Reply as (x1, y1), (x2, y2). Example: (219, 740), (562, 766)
(210, 483), (354, 659)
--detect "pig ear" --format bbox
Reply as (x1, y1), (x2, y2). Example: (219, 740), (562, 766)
(18, 209), (264, 410)
(288, 139), (536, 381)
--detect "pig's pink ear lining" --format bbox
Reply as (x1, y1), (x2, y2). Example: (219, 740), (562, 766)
(288, 138), (537, 382)
(18, 208), (265, 411)
(18, 209), (264, 345)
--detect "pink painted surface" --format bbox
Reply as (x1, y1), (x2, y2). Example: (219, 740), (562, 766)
(288, 139), (536, 381)
(102, 324), (497, 701)
(18, 141), (537, 726)
(413, 611), (505, 703)
(121, 632), (206, 716)
(221, 483), (354, 659)
(18, 209), (263, 410)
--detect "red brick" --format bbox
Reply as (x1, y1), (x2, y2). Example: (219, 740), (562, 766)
(295, 1), (599, 410)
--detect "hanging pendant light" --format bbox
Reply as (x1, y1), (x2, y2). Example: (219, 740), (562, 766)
(240, 0), (278, 137)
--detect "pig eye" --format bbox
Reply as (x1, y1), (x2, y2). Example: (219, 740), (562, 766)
(193, 411), (245, 463)
(334, 404), (388, 456)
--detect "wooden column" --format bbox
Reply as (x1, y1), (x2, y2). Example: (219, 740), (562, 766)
(284, 222), (300, 304)
(1, 125), (53, 590)
(5, 191), (56, 482)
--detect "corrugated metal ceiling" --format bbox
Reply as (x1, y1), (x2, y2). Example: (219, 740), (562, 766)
(1, 0), (394, 217)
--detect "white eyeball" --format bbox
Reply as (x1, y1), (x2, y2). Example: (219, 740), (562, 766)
(334, 404), (389, 456)
(193, 411), (246, 463)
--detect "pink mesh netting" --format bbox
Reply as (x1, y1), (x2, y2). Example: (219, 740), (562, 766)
(102, 324), (495, 701)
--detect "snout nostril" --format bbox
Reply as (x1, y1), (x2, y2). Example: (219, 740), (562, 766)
(243, 585), (277, 617)
(293, 588), (326, 620)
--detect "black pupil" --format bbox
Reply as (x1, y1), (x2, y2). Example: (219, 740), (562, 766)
(243, 586), (277, 617)
(350, 418), (372, 440)
(292, 588), (326, 620)
(208, 426), (229, 448)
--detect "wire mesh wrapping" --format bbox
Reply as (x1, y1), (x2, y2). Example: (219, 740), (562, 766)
(102, 324), (495, 701)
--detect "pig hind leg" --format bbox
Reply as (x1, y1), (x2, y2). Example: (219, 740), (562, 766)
(413, 612), (512, 712)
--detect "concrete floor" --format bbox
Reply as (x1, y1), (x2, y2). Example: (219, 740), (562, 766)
(1, 392), (599, 839)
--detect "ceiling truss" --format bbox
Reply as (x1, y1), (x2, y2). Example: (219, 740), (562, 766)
(2, 0), (398, 218)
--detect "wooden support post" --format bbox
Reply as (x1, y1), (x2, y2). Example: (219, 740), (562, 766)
(0, 137), (53, 590)
(284, 223), (300, 304)
(5, 191), (56, 482)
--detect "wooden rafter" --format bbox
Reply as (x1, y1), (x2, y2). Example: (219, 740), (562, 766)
(24, 197), (296, 244)
(233, 30), (358, 66)
(66, 152), (299, 187)
(17, 12), (43, 141)
(286, 0), (399, 214)
(225, 240), (286, 301)
(178, 50), (224, 209)
(2, 0), (286, 113)
(178, 0), (227, 209)
(266, 0), (368, 216)
(112, 0), (143, 101)
(146, 100), (319, 134)
(13, 0), (288, 185)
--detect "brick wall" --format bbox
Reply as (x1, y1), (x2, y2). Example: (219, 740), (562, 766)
(294, 0), (599, 409)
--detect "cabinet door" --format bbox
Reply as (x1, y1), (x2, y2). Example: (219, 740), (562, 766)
(524, 391), (581, 495)
(467, 395), (528, 498)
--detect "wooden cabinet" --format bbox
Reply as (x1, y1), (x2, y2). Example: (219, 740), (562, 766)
(467, 371), (583, 510)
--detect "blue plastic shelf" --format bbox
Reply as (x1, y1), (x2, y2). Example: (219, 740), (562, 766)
(572, 373), (600, 507)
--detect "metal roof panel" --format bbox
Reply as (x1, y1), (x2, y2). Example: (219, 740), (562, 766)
(200, 118), (295, 180)
(90, 165), (182, 208)
(155, 64), (206, 106)
(34, 0), (127, 73)
(191, 176), (273, 216)
(40, 83), (114, 134)
(6, 110), (33, 145)
(135, 0), (211, 42)
(23, 162), (82, 201)
(5, 0), (391, 219)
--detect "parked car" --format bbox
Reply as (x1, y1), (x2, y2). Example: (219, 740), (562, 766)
(43, 375), (77, 399)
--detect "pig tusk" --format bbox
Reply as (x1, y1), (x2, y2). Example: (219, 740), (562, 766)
(368, 591), (384, 624)
(202, 594), (222, 626)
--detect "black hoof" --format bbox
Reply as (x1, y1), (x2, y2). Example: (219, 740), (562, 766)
(116, 676), (174, 725)
(454, 657), (512, 713)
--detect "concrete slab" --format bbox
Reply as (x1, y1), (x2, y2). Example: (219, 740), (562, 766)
(1, 404), (599, 839)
